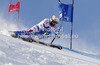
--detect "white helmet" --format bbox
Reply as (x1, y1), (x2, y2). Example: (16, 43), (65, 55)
(50, 15), (59, 23)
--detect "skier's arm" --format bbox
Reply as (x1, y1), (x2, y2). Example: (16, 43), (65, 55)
(37, 18), (49, 32)
(28, 18), (49, 32)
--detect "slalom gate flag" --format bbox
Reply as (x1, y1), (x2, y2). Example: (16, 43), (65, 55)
(59, 3), (73, 22)
(8, 1), (20, 12)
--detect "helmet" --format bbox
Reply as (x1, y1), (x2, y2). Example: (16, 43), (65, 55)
(50, 15), (59, 24)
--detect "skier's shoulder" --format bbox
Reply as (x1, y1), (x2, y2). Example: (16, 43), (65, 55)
(41, 18), (50, 24)
(37, 18), (49, 25)
(43, 18), (50, 22)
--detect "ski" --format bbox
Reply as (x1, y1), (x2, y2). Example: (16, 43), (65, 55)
(9, 31), (62, 50)
(22, 37), (62, 50)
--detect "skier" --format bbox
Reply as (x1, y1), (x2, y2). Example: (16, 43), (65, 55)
(28, 15), (59, 35)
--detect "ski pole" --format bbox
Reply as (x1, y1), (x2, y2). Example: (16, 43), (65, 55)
(50, 0), (62, 44)
(50, 18), (63, 44)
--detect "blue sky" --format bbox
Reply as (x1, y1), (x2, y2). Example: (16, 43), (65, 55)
(0, 0), (100, 54)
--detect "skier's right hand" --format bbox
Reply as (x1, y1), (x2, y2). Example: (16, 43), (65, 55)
(43, 31), (49, 35)
(57, 33), (61, 38)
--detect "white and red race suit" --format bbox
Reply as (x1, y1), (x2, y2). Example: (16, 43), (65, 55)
(28, 18), (58, 35)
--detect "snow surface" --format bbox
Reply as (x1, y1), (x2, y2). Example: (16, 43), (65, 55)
(0, 34), (100, 65)
(0, 17), (100, 65)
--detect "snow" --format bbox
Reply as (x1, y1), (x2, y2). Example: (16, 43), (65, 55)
(0, 16), (28, 36)
(0, 34), (100, 65)
(0, 17), (100, 65)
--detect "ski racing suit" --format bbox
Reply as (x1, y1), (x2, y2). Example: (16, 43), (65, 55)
(28, 18), (58, 35)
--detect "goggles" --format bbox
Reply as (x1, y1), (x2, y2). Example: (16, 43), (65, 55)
(51, 20), (58, 24)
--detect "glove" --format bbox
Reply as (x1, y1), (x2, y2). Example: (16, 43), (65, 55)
(43, 31), (49, 35)
(57, 33), (61, 38)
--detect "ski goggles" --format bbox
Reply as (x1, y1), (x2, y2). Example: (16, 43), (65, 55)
(51, 20), (58, 24)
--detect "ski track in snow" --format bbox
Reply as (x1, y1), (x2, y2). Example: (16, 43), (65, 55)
(0, 34), (100, 65)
